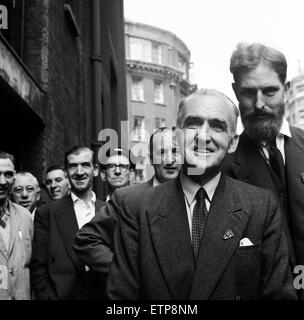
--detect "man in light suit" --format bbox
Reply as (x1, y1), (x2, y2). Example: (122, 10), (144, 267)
(31, 146), (105, 300)
(105, 88), (296, 299)
(0, 152), (33, 300)
(222, 43), (304, 294)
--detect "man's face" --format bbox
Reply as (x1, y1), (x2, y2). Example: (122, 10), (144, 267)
(151, 130), (182, 183)
(12, 175), (41, 212)
(177, 94), (238, 178)
(233, 63), (286, 142)
(101, 154), (132, 190)
(66, 150), (98, 195)
(45, 169), (70, 200)
(0, 158), (15, 204)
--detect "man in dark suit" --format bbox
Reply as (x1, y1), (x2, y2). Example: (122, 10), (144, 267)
(80, 88), (295, 300)
(222, 43), (304, 288)
(148, 127), (182, 186)
(73, 128), (181, 273)
(31, 146), (105, 300)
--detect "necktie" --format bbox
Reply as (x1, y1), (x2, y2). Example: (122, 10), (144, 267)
(0, 207), (6, 228)
(269, 139), (285, 184)
(192, 188), (208, 262)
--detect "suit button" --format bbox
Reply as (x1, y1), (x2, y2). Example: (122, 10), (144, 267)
(8, 268), (14, 275)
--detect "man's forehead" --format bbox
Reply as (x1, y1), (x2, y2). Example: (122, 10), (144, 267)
(106, 154), (129, 165)
(182, 95), (232, 120)
(14, 175), (36, 186)
(67, 150), (93, 162)
(47, 169), (65, 178)
(0, 158), (15, 170)
(153, 131), (175, 148)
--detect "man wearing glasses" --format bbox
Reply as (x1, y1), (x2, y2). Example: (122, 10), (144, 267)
(11, 172), (41, 218)
(100, 148), (134, 202)
(0, 152), (33, 300)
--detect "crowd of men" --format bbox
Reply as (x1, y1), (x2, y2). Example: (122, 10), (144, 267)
(0, 42), (304, 300)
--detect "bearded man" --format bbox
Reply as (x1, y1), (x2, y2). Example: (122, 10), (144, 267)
(223, 42), (304, 299)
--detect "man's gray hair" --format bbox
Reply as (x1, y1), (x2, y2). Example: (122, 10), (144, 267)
(176, 88), (239, 133)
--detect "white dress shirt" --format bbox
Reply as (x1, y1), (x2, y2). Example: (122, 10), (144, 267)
(180, 172), (221, 241)
(259, 117), (291, 164)
(71, 191), (96, 229)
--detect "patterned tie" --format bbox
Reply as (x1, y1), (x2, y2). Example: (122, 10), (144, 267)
(192, 188), (208, 262)
(269, 139), (285, 184)
(0, 207), (6, 228)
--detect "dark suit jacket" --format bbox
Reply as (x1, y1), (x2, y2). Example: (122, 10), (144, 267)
(73, 180), (153, 274)
(222, 126), (304, 270)
(31, 195), (105, 300)
(106, 175), (296, 300)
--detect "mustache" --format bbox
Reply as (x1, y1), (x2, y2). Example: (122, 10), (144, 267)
(242, 110), (275, 122)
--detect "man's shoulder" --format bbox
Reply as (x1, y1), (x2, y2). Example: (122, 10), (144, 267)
(290, 125), (304, 141)
(37, 195), (72, 213)
(224, 175), (275, 200)
(114, 179), (175, 203)
(9, 201), (32, 223)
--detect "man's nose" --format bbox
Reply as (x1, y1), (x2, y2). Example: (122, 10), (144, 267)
(21, 189), (29, 198)
(197, 124), (211, 142)
(255, 91), (266, 110)
(51, 181), (57, 188)
(114, 166), (122, 175)
(0, 174), (6, 184)
(76, 165), (84, 175)
(165, 150), (174, 164)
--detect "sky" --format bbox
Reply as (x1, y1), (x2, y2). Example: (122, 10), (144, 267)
(124, 0), (304, 103)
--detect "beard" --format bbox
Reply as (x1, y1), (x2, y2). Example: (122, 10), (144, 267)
(240, 103), (285, 143)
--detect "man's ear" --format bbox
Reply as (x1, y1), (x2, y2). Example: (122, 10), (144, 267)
(100, 170), (107, 182)
(129, 169), (135, 182)
(228, 133), (239, 154)
(232, 83), (239, 100)
(284, 81), (290, 102)
(36, 189), (41, 202)
(93, 164), (99, 177)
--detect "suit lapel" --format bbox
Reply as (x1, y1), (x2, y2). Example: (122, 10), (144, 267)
(54, 196), (83, 272)
(0, 233), (8, 260)
(147, 179), (195, 300)
(8, 203), (20, 258)
(190, 176), (252, 299)
(230, 134), (277, 190)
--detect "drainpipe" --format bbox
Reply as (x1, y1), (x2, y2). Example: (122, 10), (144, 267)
(91, 0), (103, 197)
(92, 0), (102, 138)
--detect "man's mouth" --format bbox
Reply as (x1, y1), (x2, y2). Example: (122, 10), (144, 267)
(19, 201), (31, 207)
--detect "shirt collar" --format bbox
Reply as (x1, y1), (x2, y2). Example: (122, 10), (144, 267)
(152, 176), (162, 187)
(280, 117), (291, 138)
(180, 171), (221, 206)
(71, 191), (96, 204)
(260, 117), (291, 148)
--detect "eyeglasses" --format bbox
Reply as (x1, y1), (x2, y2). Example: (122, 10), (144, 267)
(105, 164), (130, 173)
(13, 186), (36, 195)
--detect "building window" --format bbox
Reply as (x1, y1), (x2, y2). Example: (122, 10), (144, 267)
(131, 77), (144, 101)
(152, 42), (162, 64)
(129, 37), (152, 62)
(154, 80), (164, 104)
(155, 118), (166, 129)
(132, 116), (145, 141)
(178, 55), (187, 80)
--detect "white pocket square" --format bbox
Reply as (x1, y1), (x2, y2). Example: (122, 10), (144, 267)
(239, 237), (253, 247)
